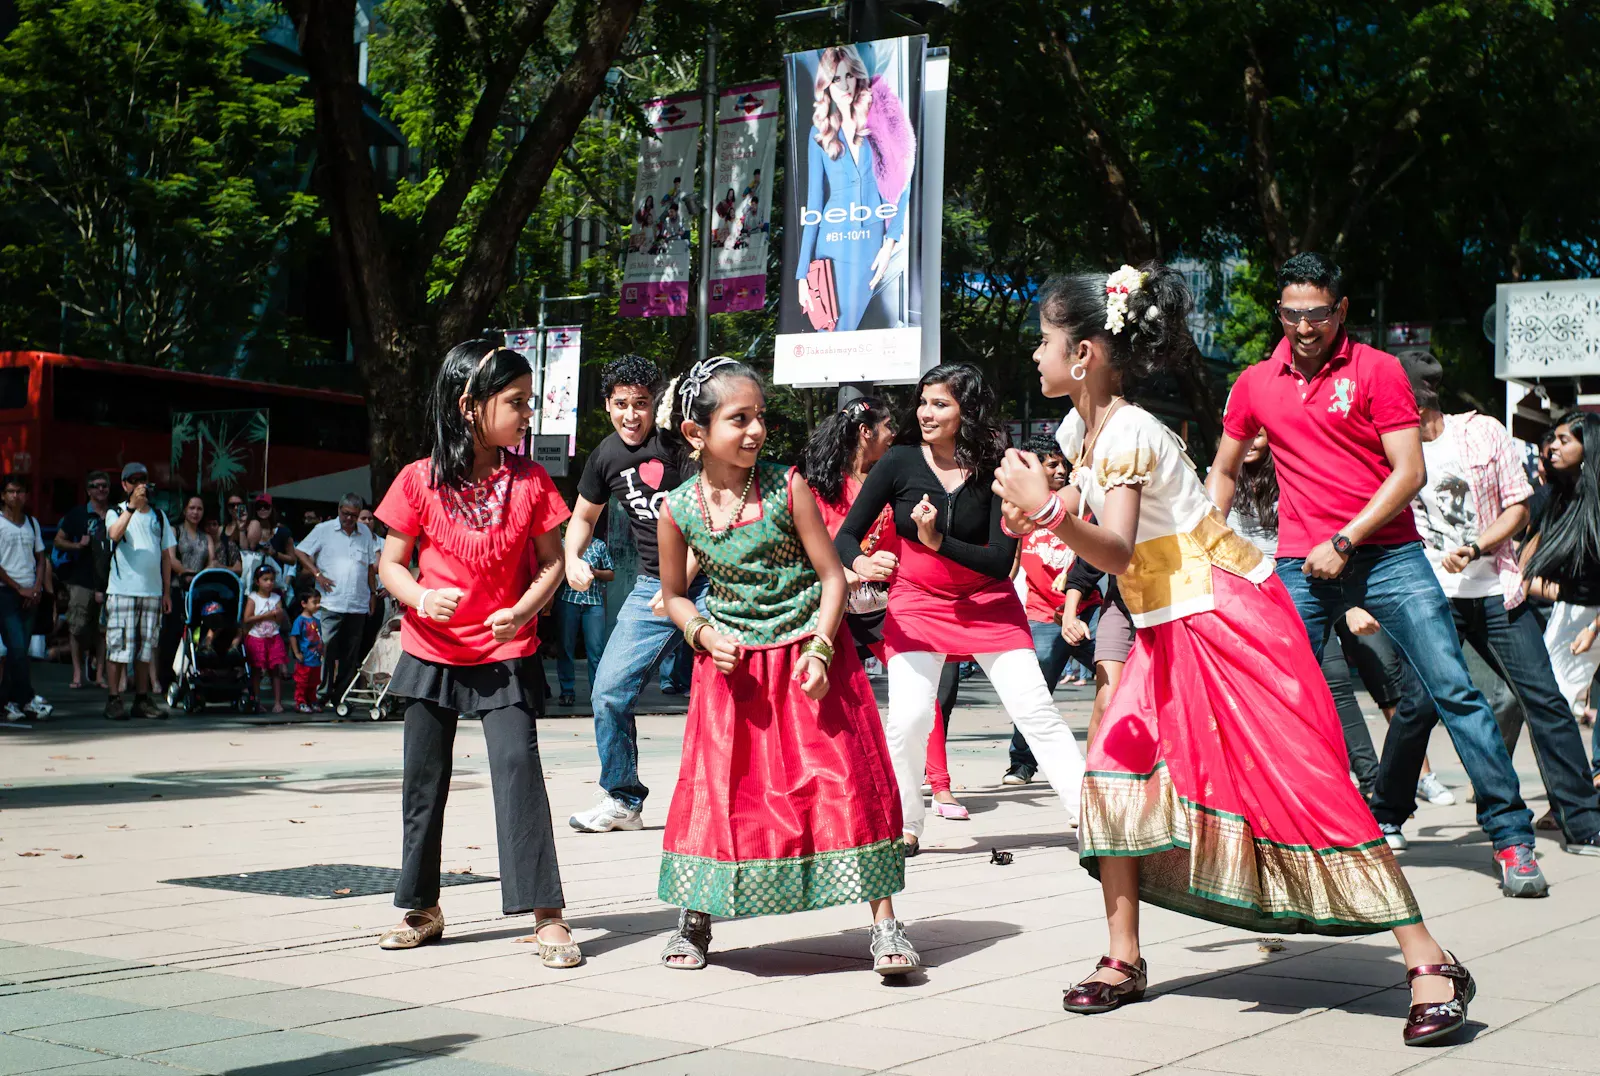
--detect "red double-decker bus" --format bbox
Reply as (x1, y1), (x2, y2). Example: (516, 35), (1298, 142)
(0, 351), (368, 521)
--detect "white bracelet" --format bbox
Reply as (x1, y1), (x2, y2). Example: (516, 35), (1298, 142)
(417, 589), (434, 620)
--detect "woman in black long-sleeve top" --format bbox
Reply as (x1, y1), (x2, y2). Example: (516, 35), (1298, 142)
(836, 364), (1084, 853)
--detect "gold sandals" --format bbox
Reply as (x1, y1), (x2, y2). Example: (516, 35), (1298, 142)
(523, 916), (583, 969)
(379, 907), (445, 950)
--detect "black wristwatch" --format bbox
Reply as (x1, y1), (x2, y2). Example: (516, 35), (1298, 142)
(1467, 541), (1483, 561)
(1331, 533), (1354, 556)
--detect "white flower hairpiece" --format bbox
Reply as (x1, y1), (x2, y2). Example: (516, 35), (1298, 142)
(677, 356), (737, 412)
(1104, 265), (1146, 336)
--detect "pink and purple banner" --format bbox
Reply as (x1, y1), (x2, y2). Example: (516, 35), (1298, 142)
(619, 93), (703, 318)
(708, 80), (779, 315)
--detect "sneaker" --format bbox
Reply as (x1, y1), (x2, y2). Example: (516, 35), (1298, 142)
(569, 794), (644, 833)
(1494, 844), (1550, 898)
(1380, 823), (1409, 851)
(297, 703), (315, 714)
(23, 695), (53, 720)
(104, 694), (127, 721)
(3, 702), (25, 723)
(131, 693), (169, 720)
(1561, 833), (1600, 857)
(1417, 772), (1455, 806)
(1002, 763), (1036, 786)
(557, 693), (576, 707)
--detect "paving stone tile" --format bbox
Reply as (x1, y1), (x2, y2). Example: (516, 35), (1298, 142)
(1451, 1027), (1600, 1072)
(839, 997), (1061, 1041)
(331, 967), (526, 1006)
(79, 969), (285, 1008)
(1510, 986), (1597, 1035)
(14, 1008), (268, 1055)
(610, 1047), (869, 1075)
(1403, 1059), (1578, 1076)
(320, 1057), (534, 1076)
(441, 984), (661, 1026)
(732, 1021), (975, 1071)
(1179, 1037), (1416, 1076)
(147, 1029), (411, 1076)
(0, 948), (119, 977)
(450, 1025), (695, 1075)
(703, 976), (907, 1021)
(0, 987), (150, 1032)
(1002, 1015), (1233, 1063)
(306, 1005), (549, 1049)
(576, 999), (811, 1048)
(887, 1042), (1155, 1076)
(179, 986), (412, 1030)
(0, 1031), (111, 1074)
(21, 1059), (181, 1075)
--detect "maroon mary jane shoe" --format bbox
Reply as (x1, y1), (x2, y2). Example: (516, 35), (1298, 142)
(1063, 955), (1147, 1013)
(1403, 952), (1475, 1046)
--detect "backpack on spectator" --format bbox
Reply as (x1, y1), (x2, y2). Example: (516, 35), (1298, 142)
(92, 505), (165, 590)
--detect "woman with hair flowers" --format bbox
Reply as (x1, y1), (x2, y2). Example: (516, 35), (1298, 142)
(835, 363), (1085, 857)
(994, 264), (1470, 1046)
(654, 357), (916, 976)
(372, 340), (581, 969)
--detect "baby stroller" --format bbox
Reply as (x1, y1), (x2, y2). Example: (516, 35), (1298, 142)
(168, 568), (253, 714)
(336, 596), (405, 720)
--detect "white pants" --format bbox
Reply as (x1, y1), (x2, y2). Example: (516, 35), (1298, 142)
(885, 649), (1085, 838)
(1544, 602), (1600, 718)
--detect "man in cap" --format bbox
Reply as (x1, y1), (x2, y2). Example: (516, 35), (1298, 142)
(104, 463), (175, 720)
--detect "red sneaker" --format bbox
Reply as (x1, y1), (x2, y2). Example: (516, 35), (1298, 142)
(1493, 844), (1549, 898)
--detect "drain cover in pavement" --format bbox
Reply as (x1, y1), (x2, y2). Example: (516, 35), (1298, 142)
(159, 863), (497, 899)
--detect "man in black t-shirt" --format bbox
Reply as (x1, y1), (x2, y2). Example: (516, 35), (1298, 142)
(53, 470), (111, 689)
(564, 356), (707, 833)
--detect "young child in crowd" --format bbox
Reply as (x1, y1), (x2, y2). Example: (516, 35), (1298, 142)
(290, 590), (325, 714)
(554, 534), (613, 707)
(243, 564), (288, 713)
(654, 357), (916, 976)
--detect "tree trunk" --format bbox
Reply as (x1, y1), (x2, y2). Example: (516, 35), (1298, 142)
(362, 324), (441, 498)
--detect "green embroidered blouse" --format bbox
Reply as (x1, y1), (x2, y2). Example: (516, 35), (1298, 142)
(664, 461), (822, 647)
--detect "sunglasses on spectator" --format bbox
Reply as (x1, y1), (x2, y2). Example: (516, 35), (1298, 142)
(1277, 304), (1339, 326)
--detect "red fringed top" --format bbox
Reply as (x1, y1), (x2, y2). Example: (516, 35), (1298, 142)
(376, 454), (571, 665)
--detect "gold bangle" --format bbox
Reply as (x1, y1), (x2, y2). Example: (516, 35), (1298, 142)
(800, 638), (834, 668)
(684, 616), (712, 652)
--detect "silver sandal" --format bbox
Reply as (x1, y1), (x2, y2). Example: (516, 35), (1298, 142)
(870, 917), (920, 976)
(378, 907), (444, 950)
(527, 916), (583, 969)
(661, 909), (712, 970)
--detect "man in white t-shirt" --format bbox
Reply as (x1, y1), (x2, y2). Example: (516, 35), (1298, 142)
(296, 493), (377, 706)
(0, 474), (52, 722)
(1380, 354), (1600, 856)
(104, 462), (176, 721)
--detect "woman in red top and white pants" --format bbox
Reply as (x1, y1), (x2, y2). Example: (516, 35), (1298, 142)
(374, 341), (579, 968)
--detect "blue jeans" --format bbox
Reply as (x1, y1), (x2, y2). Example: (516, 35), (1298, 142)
(1009, 618), (1094, 770)
(0, 587), (34, 705)
(1275, 543), (1534, 850)
(1375, 596), (1600, 843)
(555, 601), (608, 697)
(658, 637), (693, 693)
(590, 574), (707, 810)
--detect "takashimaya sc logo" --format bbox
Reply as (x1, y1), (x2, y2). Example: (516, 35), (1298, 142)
(1328, 378), (1355, 416)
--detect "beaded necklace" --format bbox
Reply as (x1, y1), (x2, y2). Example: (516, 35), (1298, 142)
(694, 465), (757, 539)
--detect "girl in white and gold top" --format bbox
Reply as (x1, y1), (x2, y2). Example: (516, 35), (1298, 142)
(992, 264), (1471, 1047)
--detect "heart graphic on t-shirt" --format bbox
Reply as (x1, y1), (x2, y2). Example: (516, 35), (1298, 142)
(638, 459), (665, 490)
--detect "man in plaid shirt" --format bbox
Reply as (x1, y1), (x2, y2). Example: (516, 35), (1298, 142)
(1372, 353), (1600, 857)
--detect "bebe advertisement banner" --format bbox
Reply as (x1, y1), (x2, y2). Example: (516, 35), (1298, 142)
(619, 93), (702, 318)
(708, 81), (779, 315)
(775, 36), (926, 386)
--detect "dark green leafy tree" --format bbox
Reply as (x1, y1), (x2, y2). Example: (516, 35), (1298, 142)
(0, 0), (317, 366)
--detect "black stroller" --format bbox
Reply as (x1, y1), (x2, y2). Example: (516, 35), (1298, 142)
(168, 568), (253, 713)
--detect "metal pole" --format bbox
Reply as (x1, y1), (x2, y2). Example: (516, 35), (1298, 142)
(696, 24), (718, 364)
(534, 284), (548, 435)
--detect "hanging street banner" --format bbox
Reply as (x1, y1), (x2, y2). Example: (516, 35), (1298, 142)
(619, 93), (703, 318)
(708, 80), (779, 315)
(540, 325), (582, 454)
(775, 36), (929, 385)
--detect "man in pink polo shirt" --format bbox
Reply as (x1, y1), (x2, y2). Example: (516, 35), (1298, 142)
(1208, 252), (1545, 899)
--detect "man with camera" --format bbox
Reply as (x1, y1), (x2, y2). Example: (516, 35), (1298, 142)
(105, 463), (175, 720)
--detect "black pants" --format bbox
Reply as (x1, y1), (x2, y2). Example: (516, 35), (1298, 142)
(396, 698), (565, 913)
(1373, 596), (1600, 842)
(1321, 636), (1380, 797)
(320, 611), (368, 704)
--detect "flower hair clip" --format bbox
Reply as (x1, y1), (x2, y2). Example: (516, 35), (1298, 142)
(677, 356), (737, 411)
(1104, 265), (1146, 336)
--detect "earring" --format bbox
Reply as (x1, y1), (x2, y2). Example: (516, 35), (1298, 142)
(1069, 361), (1087, 381)
(690, 447), (702, 461)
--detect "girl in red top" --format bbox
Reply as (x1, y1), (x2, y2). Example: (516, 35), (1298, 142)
(373, 340), (579, 969)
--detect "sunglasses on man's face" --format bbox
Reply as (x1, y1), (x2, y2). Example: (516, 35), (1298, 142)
(1277, 304), (1339, 327)
(87, 482), (109, 490)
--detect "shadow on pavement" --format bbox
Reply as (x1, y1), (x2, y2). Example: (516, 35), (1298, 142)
(223, 1033), (482, 1075)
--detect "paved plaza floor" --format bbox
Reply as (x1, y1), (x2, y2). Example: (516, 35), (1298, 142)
(1, 663), (1597, 1075)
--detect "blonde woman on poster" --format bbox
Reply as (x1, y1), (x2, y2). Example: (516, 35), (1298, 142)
(795, 44), (916, 333)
